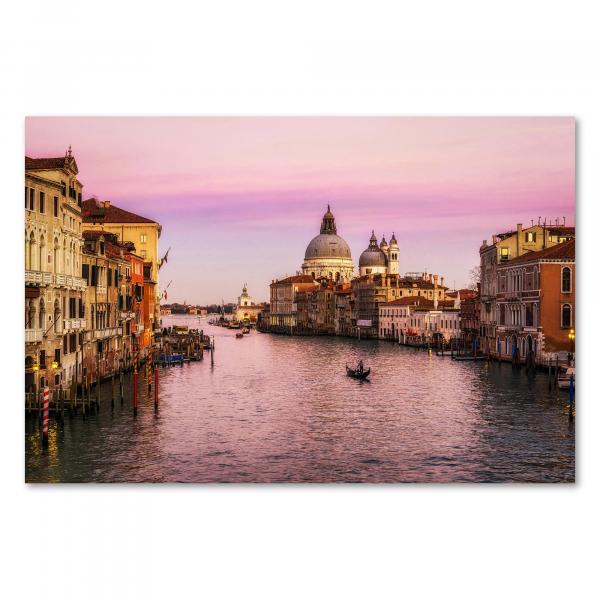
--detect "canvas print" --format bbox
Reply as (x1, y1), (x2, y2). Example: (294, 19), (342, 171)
(24, 117), (575, 483)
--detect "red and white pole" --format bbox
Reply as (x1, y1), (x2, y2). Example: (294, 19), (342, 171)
(154, 365), (158, 411)
(42, 386), (50, 448)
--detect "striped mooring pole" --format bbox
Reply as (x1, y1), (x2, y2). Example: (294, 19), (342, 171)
(42, 386), (50, 448)
(154, 365), (159, 412)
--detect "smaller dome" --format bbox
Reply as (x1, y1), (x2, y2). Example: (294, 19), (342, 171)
(359, 230), (388, 267)
(389, 232), (398, 246)
(380, 235), (388, 250)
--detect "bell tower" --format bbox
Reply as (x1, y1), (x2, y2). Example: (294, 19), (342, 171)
(388, 233), (399, 275)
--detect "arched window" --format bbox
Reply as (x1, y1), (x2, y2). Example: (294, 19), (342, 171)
(39, 235), (46, 272)
(53, 238), (60, 274)
(561, 267), (572, 293)
(53, 299), (60, 333)
(561, 303), (572, 328)
(39, 299), (45, 330)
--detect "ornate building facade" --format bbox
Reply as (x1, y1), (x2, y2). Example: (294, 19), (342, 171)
(25, 151), (87, 393)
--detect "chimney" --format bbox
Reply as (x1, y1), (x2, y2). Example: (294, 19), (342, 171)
(441, 276), (444, 288)
(517, 223), (522, 256)
(103, 200), (110, 209)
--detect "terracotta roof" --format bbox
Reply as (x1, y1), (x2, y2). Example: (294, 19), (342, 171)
(503, 239), (575, 266)
(82, 229), (120, 243)
(274, 275), (316, 284)
(25, 156), (75, 171)
(82, 198), (158, 224)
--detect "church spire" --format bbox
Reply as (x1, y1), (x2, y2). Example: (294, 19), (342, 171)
(320, 205), (337, 234)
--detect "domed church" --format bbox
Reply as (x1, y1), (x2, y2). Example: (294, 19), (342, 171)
(301, 206), (355, 281)
(359, 231), (399, 276)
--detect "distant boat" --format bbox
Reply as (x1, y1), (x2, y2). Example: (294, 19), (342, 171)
(346, 364), (370, 380)
(242, 328), (250, 334)
(236, 332), (244, 339)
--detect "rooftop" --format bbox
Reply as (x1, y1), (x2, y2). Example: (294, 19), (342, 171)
(25, 154), (78, 173)
(82, 198), (158, 225)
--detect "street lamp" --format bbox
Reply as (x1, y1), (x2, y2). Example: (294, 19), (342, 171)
(568, 329), (575, 359)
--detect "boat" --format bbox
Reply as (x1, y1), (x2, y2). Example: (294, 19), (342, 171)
(346, 364), (370, 380)
(451, 355), (488, 362)
(235, 332), (244, 339)
(558, 367), (575, 390)
(242, 328), (250, 334)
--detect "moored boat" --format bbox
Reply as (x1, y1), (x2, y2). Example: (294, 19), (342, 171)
(242, 328), (250, 334)
(236, 332), (244, 339)
(558, 367), (575, 390)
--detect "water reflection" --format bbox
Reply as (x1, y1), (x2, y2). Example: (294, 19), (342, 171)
(25, 316), (575, 483)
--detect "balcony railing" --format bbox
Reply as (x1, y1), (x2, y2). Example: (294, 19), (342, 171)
(55, 274), (87, 290)
(93, 327), (119, 339)
(25, 329), (43, 343)
(63, 318), (85, 331)
(25, 270), (53, 286)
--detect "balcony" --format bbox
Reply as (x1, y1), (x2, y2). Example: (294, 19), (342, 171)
(93, 327), (119, 339)
(63, 318), (85, 331)
(25, 329), (43, 343)
(25, 270), (53, 286)
(120, 311), (136, 320)
(136, 324), (144, 333)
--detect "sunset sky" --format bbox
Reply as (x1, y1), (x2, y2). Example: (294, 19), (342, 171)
(25, 117), (575, 304)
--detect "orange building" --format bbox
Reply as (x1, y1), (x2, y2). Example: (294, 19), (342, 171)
(495, 239), (575, 362)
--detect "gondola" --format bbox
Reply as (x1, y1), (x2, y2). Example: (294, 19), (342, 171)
(235, 332), (244, 338)
(346, 365), (371, 380)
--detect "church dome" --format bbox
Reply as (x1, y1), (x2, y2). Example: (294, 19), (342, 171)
(359, 231), (388, 267)
(304, 233), (352, 260)
(303, 205), (352, 260)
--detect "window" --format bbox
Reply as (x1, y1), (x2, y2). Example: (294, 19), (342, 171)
(140, 234), (147, 243)
(107, 269), (112, 287)
(561, 267), (572, 293)
(525, 232), (536, 243)
(82, 263), (90, 283)
(561, 304), (572, 328)
(25, 186), (28, 208)
(525, 304), (533, 327)
(61, 181), (66, 196)
(53, 196), (59, 217)
(39, 192), (45, 214)
(500, 247), (509, 262)
(40, 350), (46, 368)
(91, 266), (98, 286)
(54, 348), (61, 365)
(29, 188), (35, 211)
(99, 241), (105, 255)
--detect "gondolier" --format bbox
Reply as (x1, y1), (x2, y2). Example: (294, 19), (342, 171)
(346, 360), (371, 380)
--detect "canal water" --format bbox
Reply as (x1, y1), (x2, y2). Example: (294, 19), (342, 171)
(25, 316), (575, 483)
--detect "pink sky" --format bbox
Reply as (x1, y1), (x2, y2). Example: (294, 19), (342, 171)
(25, 117), (575, 304)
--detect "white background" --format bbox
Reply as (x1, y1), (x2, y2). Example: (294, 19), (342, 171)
(1, 1), (598, 598)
